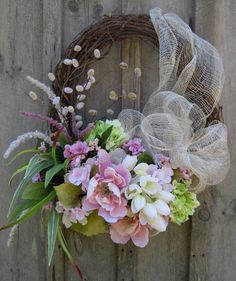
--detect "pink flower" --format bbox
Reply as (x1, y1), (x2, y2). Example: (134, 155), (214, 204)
(64, 141), (89, 167)
(110, 216), (149, 247)
(179, 167), (192, 180)
(123, 138), (145, 155)
(82, 150), (131, 223)
(68, 164), (91, 191)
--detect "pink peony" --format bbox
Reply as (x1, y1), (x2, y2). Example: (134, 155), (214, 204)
(68, 164), (91, 191)
(82, 150), (131, 223)
(64, 141), (89, 167)
(110, 216), (149, 247)
(123, 138), (145, 155)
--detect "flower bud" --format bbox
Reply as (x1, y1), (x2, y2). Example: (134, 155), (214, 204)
(128, 92), (137, 101)
(62, 107), (69, 116)
(87, 69), (95, 77)
(75, 115), (82, 121)
(76, 85), (84, 92)
(68, 106), (74, 113)
(74, 45), (82, 52)
(63, 59), (72, 65)
(72, 58), (79, 68)
(134, 67), (142, 77)
(106, 109), (114, 115)
(48, 72), (55, 81)
(109, 90), (118, 101)
(64, 87), (73, 94)
(88, 109), (97, 116)
(77, 94), (86, 101)
(94, 49), (101, 58)
(76, 102), (85, 110)
(119, 62), (128, 69)
(76, 121), (83, 128)
(28, 91), (38, 100)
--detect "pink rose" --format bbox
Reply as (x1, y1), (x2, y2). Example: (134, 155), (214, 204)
(110, 216), (149, 248)
(82, 150), (131, 223)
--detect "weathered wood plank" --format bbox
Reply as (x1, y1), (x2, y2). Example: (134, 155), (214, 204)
(190, 1), (236, 280)
(42, 1), (65, 281)
(0, 1), (46, 281)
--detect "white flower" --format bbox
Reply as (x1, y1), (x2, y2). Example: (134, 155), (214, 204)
(133, 163), (149, 176)
(63, 59), (72, 65)
(88, 109), (97, 116)
(62, 107), (69, 116)
(76, 85), (84, 92)
(48, 72), (56, 81)
(72, 58), (79, 68)
(122, 155), (138, 171)
(64, 87), (73, 94)
(87, 69), (95, 77)
(74, 45), (82, 52)
(89, 76), (96, 84)
(131, 195), (146, 213)
(140, 204), (167, 232)
(76, 102), (85, 110)
(125, 183), (142, 200)
(153, 199), (170, 216)
(85, 81), (92, 90)
(158, 190), (175, 203)
(77, 94), (86, 101)
(140, 175), (162, 195)
(68, 106), (74, 113)
(28, 91), (38, 100)
(52, 96), (60, 106)
(94, 49), (101, 58)
(76, 121), (83, 128)
(75, 115), (82, 121)
(106, 109), (114, 115)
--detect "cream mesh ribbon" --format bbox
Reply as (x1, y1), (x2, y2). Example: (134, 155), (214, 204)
(118, 8), (230, 192)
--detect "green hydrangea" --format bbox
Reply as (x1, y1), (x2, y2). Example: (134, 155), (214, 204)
(85, 120), (128, 150)
(170, 180), (200, 225)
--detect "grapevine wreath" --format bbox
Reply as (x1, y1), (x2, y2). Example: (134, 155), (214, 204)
(1, 7), (230, 279)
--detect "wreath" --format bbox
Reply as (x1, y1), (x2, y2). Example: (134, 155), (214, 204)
(1, 7), (229, 279)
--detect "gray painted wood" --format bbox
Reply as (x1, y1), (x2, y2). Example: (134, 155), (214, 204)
(0, 0), (235, 280)
(190, 1), (236, 281)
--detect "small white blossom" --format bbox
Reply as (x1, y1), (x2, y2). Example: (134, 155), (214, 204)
(62, 107), (69, 116)
(63, 59), (72, 65)
(119, 62), (128, 69)
(76, 85), (84, 92)
(76, 102), (85, 110)
(94, 49), (101, 58)
(84, 81), (92, 90)
(106, 109), (114, 115)
(77, 94), (86, 101)
(122, 155), (138, 171)
(75, 115), (83, 121)
(28, 91), (38, 101)
(74, 45), (82, 52)
(76, 121), (83, 128)
(72, 58), (79, 68)
(134, 67), (142, 77)
(87, 69), (95, 77)
(109, 90), (118, 101)
(52, 96), (60, 106)
(89, 76), (96, 84)
(48, 72), (56, 81)
(68, 106), (74, 113)
(88, 109), (97, 116)
(131, 195), (146, 214)
(64, 87), (73, 94)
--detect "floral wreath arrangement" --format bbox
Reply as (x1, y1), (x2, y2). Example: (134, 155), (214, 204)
(1, 7), (230, 278)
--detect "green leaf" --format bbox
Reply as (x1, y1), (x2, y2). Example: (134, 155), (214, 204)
(48, 209), (59, 266)
(0, 190), (56, 231)
(137, 152), (154, 165)
(54, 183), (82, 208)
(22, 182), (51, 200)
(10, 199), (39, 222)
(72, 211), (107, 236)
(45, 163), (64, 188)
(8, 155), (54, 219)
(99, 125), (113, 148)
(59, 133), (68, 147)
(9, 164), (28, 187)
(7, 149), (40, 165)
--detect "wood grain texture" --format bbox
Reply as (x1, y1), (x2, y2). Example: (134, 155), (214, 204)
(190, 1), (236, 281)
(0, 1), (46, 281)
(1, 0), (235, 280)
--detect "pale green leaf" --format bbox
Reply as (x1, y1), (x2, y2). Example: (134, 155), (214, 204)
(54, 183), (82, 208)
(48, 209), (59, 266)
